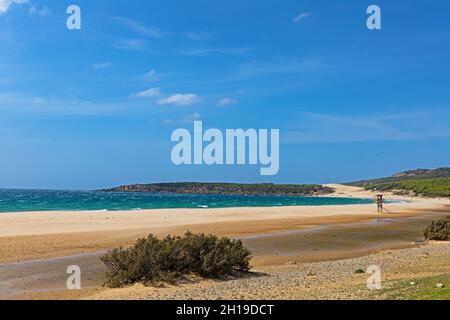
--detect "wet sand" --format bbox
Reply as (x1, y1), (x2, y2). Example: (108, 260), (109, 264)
(245, 212), (447, 266)
(0, 253), (104, 298)
(85, 241), (450, 301)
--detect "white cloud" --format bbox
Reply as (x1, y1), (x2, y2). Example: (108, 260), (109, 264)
(217, 97), (238, 107)
(233, 58), (323, 80)
(113, 39), (148, 51)
(183, 47), (248, 57)
(28, 4), (50, 17)
(186, 32), (211, 41)
(0, 0), (27, 14)
(162, 113), (201, 125)
(0, 92), (145, 116)
(284, 111), (450, 144)
(130, 87), (161, 99)
(113, 16), (164, 38)
(143, 69), (159, 82)
(92, 62), (112, 70)
(293, 12), (311, 23)
(157, 94), (200, 106)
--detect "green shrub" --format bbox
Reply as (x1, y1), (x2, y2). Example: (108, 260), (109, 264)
(423, 216), (450, 241)
(201, 237), (252, 277)
(364, 178), (450, 198)
(100, 232), (252, 288)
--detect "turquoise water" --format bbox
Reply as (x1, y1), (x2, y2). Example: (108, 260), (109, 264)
(0, 189), (375, 212)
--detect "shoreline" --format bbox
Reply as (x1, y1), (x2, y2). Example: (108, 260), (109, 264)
(0, 196), (377, 215)
(0, 202), (376, 216)
(0, 186), (374, 215)
(0, 185), (449, 300)
(1, 185), (449, 264)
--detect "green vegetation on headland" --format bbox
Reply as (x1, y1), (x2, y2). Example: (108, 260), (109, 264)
(101, 232), (252, 288)
(347, 168), (450, 198)
(101, 182), (334, 197)
(347, 167), (450, 187)
(364, 178), (450, 198)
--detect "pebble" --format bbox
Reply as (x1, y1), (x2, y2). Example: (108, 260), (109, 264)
(92, 242), (450, 300)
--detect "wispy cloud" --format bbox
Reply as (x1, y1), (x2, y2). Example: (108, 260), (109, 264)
(182, 47), (249, 57)
(185, 31), (211, 41)
(28, 4), (49, 17)
(129, 85), (200, 106)
(112, 38), (148, 51)
(293, 12), (311, 23)
(217, 97), (238, 107)
(0, 0), (49, 18)
(0, 0), (27, 15)
(0, 92), (146, 116)
(143, 69), (159, 82)
(232, 58), (324, 80)
(92, 62), (112, 70)
(113, 16), (164, 38)
(162, 112), (201, 125)
(157, 94), (200, 106)
(130, 87), (161, 99)
(284, 111), (450, 144)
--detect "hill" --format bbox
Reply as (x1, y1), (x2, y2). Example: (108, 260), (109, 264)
(363, 178), (450, 198)
(101, 182), (334, 197)
(347, 168), (450, 187)
(347, 168), (450, 198)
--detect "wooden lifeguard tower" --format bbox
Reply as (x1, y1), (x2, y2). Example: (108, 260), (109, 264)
(375, 194), (384, 213)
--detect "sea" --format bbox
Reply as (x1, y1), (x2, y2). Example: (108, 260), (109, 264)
(0, 189), (375, 213)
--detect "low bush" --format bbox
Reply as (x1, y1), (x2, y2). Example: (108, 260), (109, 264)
(100, 232), (252, 288)
(423, 216), (450, 241)
(364, 178), (450, 198)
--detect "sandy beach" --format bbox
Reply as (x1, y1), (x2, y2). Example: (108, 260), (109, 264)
(1, 185), (449, 300)
(1, 185), (449, 263)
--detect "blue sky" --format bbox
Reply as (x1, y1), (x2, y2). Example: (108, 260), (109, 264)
(0, 0), (450, 189)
